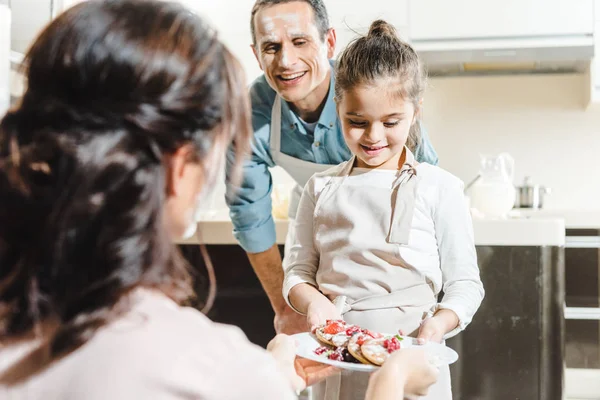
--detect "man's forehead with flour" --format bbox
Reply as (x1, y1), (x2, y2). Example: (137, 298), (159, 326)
(250, 1), (335, 105)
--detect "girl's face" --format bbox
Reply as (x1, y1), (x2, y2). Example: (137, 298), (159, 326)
(338, 82), (418, 169)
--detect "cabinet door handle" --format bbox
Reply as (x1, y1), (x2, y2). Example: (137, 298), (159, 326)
(565, 306), (600, 320)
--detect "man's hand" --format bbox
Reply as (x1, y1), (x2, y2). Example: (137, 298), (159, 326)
(274, 305), (310, 335)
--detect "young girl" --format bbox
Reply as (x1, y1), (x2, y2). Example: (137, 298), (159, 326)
(283, 19), (485, 400)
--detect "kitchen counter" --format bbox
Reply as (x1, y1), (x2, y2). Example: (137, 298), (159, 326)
(177, 209), (565, 247)
(510, 208), (600, 229)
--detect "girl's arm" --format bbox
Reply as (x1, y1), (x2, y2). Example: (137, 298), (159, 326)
(282, 176), (342, 327)
(431, 175), (485, 339)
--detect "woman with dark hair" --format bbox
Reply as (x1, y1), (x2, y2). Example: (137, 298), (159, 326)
(0, 1), (438, 399)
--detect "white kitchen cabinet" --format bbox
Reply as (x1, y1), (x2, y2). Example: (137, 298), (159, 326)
(10, 0), (52, 54)
(586, 21), (600, 106)
(175, 0), (261, 82)
(409, 0), (594, 40)
(325, 0), (409, 56)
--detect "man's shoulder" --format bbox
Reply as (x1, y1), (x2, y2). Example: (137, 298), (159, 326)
(249, 74), (277, 109)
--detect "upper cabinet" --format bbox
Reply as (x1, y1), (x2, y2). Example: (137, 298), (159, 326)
(408, 0), (594, 40)
(326, 0), (409, 56)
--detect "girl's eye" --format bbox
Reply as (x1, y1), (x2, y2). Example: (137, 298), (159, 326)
(384, 121), (400, 128)
(349, 119), (367, 127)
(294, 40), (307, 47)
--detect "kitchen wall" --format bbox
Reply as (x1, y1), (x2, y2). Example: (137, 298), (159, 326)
(179, 0), (600, 213)
(9, 0), (600, 212)
(425, 73), (600, 211)
(211, 73), (600, 213)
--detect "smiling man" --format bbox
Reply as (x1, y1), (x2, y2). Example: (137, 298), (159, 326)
(225, 0), (439, 335)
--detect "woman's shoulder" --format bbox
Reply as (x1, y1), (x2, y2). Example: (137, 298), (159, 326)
(80, 290), (294, 399)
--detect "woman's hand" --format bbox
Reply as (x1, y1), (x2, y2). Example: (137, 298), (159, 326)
(266, 334), (338, 392)
(366, 348), (439, 399)
(306, 296), (342, 331)
(267, 334), (305, 391)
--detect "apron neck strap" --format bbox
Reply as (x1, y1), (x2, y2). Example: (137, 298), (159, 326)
(269, 95), (282, 152)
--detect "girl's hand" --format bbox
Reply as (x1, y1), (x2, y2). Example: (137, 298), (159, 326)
(417, 316), (446, 343)
(417, 309), (460, 344)
(306, 296), (342, 330)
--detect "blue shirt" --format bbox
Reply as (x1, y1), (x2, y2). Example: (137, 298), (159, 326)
(226, 63), (439, 253)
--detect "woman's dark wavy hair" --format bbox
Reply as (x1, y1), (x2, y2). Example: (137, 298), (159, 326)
(0, 0), (251, 357)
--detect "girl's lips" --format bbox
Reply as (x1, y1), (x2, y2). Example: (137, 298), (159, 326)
(360, 144), (388, 156)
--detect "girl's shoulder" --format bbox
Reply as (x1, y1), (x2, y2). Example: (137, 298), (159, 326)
(306, 160), (352, 198)
(416, 162), (464, 192)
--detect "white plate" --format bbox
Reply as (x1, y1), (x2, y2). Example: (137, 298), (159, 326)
(293, 332), (459, 372)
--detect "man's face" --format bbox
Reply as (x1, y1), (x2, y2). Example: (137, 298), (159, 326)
(252, 1), (335, 104)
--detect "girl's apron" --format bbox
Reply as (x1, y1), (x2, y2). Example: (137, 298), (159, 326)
(310, 154), (452, 400)
(269, 96), (333, 259)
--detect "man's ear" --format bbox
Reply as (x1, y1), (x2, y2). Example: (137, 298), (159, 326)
(251, 44), (264, 71)
(325, 28), (337, 59)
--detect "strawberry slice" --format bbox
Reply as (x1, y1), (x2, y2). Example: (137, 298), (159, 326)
(324, 321), (345, 334)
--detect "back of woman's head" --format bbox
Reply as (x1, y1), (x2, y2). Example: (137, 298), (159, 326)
(0, 0), (250, 355)
(334, 20), (426, 152)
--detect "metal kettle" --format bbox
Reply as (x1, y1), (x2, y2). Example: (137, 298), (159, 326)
(515, 176), (551, 209)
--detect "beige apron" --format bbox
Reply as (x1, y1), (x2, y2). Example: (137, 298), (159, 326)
(269, 95), (333, 261)
(310, 152), (452, 400)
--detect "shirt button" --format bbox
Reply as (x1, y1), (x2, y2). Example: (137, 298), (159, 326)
(314, 141), (321, 147)
(329, 123), (333, 128)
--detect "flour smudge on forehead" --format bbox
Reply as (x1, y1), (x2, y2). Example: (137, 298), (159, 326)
(260, 13), (305, 37)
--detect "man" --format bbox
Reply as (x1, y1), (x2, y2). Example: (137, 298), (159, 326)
(225, 0), (439, 335)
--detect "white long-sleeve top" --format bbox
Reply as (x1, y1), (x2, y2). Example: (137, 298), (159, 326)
(283, 161), (485, 335)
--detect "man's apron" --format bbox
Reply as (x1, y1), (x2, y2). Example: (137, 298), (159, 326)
(269, 95), (332, 259)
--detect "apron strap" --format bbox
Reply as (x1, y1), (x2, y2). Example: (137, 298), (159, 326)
(269, 95), (282, 154)
(387, 148), (418, 245)
(332, 285), (437, 314)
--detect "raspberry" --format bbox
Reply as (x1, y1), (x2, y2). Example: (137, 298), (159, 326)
(345, 325), (361, 336)
(314, 346), (330, 355)
(356, 334), (370, 346)
(328, 348), (345, 361)
(383, 337), (402, 353)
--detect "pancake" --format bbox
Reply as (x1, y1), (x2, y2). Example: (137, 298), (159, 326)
(360, 337), (390, 366)
(347, 334), (375, 365)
